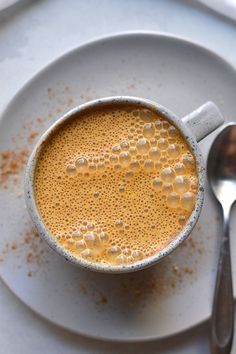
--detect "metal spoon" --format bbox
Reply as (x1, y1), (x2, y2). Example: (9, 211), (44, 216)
(207, 123), (236, 354)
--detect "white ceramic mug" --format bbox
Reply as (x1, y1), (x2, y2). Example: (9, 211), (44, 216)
(24, 96), (224, 273)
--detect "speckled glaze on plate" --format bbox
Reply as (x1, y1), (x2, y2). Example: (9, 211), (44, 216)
(1, 32), (236, 342)
(24, 96), (223, 273)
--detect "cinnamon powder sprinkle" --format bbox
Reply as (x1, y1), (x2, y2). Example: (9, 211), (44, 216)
(96, 293), (108, 306)
(21, 226), (46, 268)
(79, 235), (204, 305)
(11, 243), (17, 250)
(27, 131), (38, 144)
(0, 148), (29, 189)
(0, 225), (48, 277)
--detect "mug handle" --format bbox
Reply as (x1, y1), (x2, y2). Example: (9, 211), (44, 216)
(182, 102), (224, 142)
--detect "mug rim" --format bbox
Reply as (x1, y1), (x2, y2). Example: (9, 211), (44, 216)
(24, 96), (205, 273)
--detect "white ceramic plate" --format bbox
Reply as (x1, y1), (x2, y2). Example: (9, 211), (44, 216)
(0, 32), (236, 342)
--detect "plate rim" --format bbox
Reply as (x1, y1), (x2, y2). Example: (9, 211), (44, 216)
(1, 30), (236, 343)
(1, 29), (236, 118)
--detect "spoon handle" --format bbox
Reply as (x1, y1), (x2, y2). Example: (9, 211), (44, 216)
(211, 207), (234, 354)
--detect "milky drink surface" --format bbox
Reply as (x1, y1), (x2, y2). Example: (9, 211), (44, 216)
(34, 104), (198, 266)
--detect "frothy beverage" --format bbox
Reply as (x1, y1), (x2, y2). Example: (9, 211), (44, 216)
(34, 104), (198, 266)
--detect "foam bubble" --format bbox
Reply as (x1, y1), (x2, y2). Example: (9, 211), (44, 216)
(136, 138), (150, 154)
(119, 185), (125, 193)
(129, 146), (137, 155)
(155, 120), (162, 130)
(153, 177), (162, 190)
(140, 109), (153, 122)
(160, 129), (168, 138)
(72, 231), (82, 239)
(84, 232), (100, 248)
(168, 137), (176, 144)
(162, 183), (173, 195)
(149, 147), (160, 161)
(66, 164), (77, 176)
(87, 222), (95, 231)
(114, 164), (122, 171)
(168, 126), (177, 136)
(160, 156), (167, 164)
(120, 141), (130, 150)
(119, 151), (131, 166)
(93, 157), (99, 163)
(178, 215), (186, 225)
(167, 192), (180, 208)
(161, 167), (175, 182)
(182, 153), (195, 169)
(129, 160), (140, 172)
(110, 154), (119, 164)
(112, 144), (121, 154)
(80, 225), (87, 233)
(181, 192), (195, 211)
(155, 161), (162, 170)
(150, 138), (157, 146)
(107, 246), (121, 258)
(174, 162), (185, 175)
(168, 144), (180, 158)
(143, 123), (155, 138)
(88, 163), (97, 173)
(115, 219), (123, 228)
(97, 162), (105, 171)
(190, 176), (198, 192)
(158, 138), (168, 150)
(129, 140), (135, 146)
(125, 171), (134, 179)
(76, 239), (86, 250)
(100, 231), (109, 243)
(144, 159), (154, 171)
(81, 248), (92, 258)
(132, 250), (143, 260)
(116, 254), (127, 264)
(75, 157), (88, 172)
(123, 248), (131, 256)
(67, 238), (74, 246)
(163, 121), (170, 129)
(174, 176), (190, 194)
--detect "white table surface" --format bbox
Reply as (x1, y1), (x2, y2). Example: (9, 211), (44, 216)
(1, 0), (236, 353)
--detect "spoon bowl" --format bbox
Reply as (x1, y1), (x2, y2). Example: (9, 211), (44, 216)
(208, 123), (236, 208)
